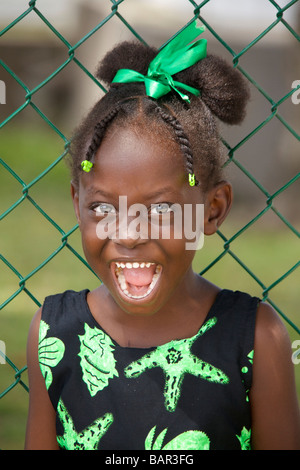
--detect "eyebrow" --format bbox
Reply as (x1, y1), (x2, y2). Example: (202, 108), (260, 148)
(86, 186), (181, 200)
(144, 187), (182, 200)
(86, 186), (115, 199)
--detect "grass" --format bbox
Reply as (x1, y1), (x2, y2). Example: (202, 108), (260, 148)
(0, 125), (299, 449)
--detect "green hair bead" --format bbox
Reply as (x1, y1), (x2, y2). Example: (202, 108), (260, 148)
(189, 173), (196, 187)
(81, 160), (94, 172)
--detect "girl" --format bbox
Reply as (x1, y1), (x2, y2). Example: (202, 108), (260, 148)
(25, 22), (300, 450)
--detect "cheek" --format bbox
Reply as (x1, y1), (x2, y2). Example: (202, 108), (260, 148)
(157, 210), (201, 260)
(161, 237), (195, 271)
(80, 219), (103, 261)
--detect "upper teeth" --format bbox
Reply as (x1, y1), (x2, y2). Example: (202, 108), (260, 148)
(115, 262), (154, 269)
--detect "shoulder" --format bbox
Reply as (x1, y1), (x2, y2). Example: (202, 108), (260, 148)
(251, 300), (297, 394)
(27, 306), (43, 356)
(254, 301), (292, 356)
(42, 289), (89, 311)
(252, 301), (294, 383)
(250, 302), (300, 449)
(25, 306), (59, 449)
(40, 289), (89, 331)
(27, 289), (88, 362)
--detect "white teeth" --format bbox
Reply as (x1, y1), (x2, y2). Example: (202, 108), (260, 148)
(116, 262), (126, 269)
(115, 261), (155, 269)
(114, 262), (162, 300)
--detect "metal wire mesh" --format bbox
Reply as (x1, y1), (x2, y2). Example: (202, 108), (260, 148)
(0, 0), (299, 449)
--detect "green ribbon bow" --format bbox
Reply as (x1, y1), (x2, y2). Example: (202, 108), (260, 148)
(112, 21), (207, 103)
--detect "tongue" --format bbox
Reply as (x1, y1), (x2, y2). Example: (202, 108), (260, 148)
(123, 265), (156, 287)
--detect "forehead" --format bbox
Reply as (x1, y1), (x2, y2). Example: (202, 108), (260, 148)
(92, 123), (186, 189)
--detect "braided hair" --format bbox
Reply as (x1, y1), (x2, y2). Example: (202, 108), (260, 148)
(69, 41), (249, 191)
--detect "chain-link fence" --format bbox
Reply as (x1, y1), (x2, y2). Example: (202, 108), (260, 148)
(1, 0), (299, 450)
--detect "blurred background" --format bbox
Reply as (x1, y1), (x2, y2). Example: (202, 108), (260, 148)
(0, 0), (299, 450)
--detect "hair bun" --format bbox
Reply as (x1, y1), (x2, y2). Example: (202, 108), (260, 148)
(97, 42), (249, 125)
(96, 41), (157, 85)
(175, 54), (250, 124)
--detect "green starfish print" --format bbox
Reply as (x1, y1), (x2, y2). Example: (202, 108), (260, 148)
(56, 399), (113, 450)
(124, 317), (229, 412)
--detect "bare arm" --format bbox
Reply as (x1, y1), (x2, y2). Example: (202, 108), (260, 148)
(250, 302), (300, 449)
(25, 307), (59, 450)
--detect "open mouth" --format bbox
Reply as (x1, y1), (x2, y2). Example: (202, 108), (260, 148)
(112, 261), (162, 300)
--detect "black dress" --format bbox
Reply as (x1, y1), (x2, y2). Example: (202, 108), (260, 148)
(38, 289), (259, 450)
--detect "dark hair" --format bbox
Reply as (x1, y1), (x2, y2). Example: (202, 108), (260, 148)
(69, 40), (250, 191)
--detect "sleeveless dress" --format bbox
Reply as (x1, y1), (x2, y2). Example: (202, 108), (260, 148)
(38, 288), (259, 450)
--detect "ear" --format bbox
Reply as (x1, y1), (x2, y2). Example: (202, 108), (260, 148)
(204, 182), (232, 235)
(70, 182), (81, 226)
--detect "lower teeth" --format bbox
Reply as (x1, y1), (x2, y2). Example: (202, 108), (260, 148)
(115, 265), (162, 299)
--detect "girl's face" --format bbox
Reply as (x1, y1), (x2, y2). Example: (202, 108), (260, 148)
(72, 123), (205, 316)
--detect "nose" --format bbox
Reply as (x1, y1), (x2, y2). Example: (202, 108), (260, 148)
(113, 235), (148, 250)
(112, 215), (149, 249)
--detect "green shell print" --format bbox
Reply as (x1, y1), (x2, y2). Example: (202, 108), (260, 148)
(78, 323), (119, 397)
(38, 320), (65, 390)
(124, 317), (229, 412)
(56, 399), (113, 450)
(145, 426), (210, 450)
